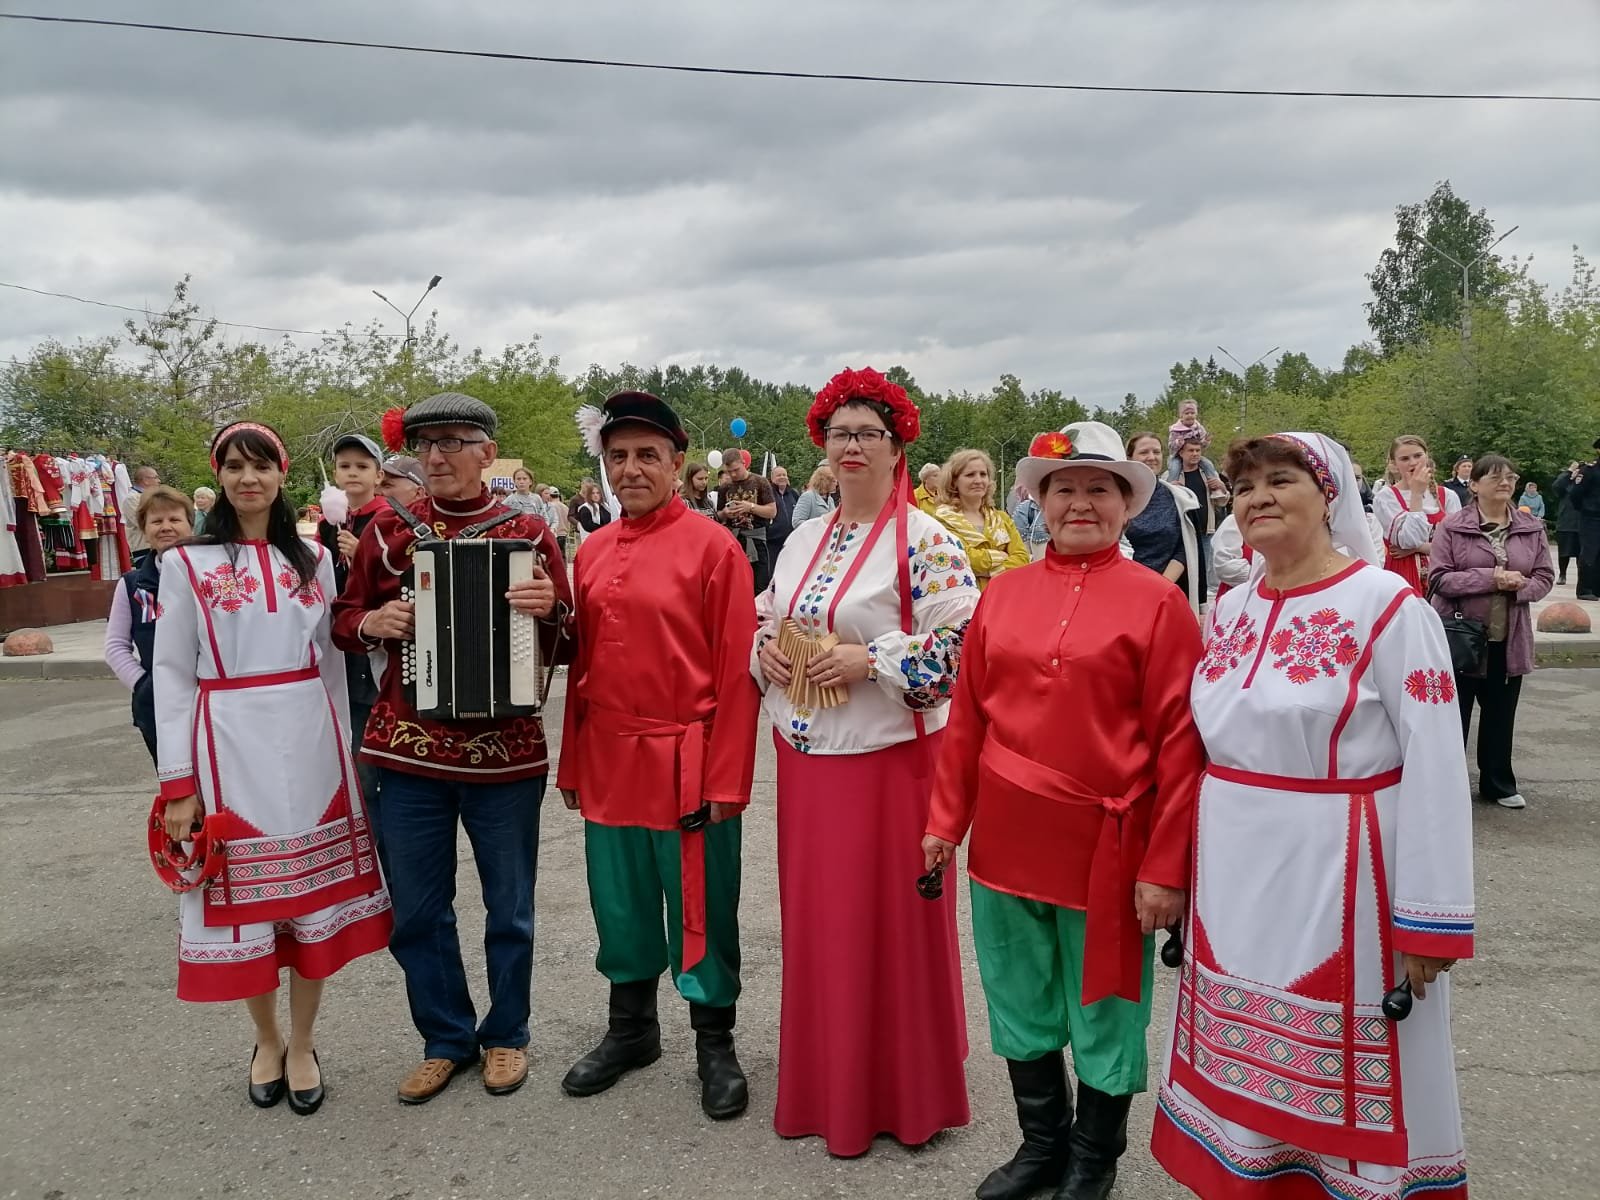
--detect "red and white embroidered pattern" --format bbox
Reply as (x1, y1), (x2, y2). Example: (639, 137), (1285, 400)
(1267, 607), (1359, 684)
(277, 567), (322, 610)
(1200, 614), (1259, 683)
(197, 563), (260, 614)
(1403, 668), (1456, 704)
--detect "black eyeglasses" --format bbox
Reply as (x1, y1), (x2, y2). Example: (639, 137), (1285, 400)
(411, 436), (487, 455)
(915, 861), (945, 900)
(823, 428), (891, 447)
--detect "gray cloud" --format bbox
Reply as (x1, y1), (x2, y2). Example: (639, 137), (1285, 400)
(2, 0), (1597, 411)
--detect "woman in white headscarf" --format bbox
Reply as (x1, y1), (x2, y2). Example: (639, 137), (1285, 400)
(1152, 433), (1476, 1200)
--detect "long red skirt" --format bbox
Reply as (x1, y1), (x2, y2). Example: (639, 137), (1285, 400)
(773, 729), (971, 1157)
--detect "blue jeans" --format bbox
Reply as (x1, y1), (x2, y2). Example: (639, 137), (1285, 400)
(376, 768), (545, 1061)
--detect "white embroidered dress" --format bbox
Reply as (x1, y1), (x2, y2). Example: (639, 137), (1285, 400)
(1153, 561), (1475, 1200)
(153, 539), (391, 1002)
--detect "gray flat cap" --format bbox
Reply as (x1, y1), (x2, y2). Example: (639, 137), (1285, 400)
(402, 392), (498, 439)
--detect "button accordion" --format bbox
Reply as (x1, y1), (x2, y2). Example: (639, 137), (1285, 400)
(390, 502), (545, 720)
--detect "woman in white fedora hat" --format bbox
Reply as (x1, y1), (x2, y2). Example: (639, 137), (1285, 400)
(925, 420), (1205, 1200)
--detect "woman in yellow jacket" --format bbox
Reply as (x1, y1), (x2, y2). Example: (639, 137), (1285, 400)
(933, 448), (1032, 589)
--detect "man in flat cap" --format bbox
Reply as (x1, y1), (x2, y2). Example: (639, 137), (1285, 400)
(558, 391), (760, 1120)
(332, 391), (573, 1104)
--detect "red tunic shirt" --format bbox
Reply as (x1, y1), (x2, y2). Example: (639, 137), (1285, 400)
(331, 489), (573, 783)
(928, 542), (1205, 1003)
(557, 498), (760, 826)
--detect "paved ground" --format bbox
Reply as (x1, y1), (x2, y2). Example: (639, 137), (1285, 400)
(0, 671), (1596, 1200)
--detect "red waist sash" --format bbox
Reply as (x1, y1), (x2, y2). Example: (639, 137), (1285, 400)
(981, 737), (1153, 1006)
(584, 704), (712, 973)
(1205, 763), (1403, 794)
(198, 665), (320, 693)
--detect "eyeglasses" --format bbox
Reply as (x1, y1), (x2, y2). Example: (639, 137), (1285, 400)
(823, 428), (891, 447)
(915, 861), (945, 900)
(411, 436), (487, 455)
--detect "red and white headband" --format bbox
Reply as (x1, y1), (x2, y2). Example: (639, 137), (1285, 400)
(210, 422), (290, 474)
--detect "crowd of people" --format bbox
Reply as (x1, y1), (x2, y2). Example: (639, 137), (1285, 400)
(104, 368), (1600, 1200)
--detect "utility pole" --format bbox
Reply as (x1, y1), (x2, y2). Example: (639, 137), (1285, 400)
(1216, 345), (1280, 433)
(1420, 226), (1516, 345)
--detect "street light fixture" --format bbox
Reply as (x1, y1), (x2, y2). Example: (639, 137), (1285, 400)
(372, 274), (442, 347)
(1216, 345), (1280, 433)
(1420, 225), (1517, 345)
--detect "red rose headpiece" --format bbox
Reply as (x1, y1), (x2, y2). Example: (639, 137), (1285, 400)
(807, 367), (921, 447)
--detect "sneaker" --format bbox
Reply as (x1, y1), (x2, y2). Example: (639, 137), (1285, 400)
(1496, 793), (1527, 810)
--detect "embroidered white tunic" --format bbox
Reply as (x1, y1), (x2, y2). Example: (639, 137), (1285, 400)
(753, 507), (980, 754)
(153, 540), (391, 1002)
(1152, 561), (1474, 1200)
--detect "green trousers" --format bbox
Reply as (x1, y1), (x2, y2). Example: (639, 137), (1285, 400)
(583, 819), (741, 1008)
(970, 880), (1154, 1096)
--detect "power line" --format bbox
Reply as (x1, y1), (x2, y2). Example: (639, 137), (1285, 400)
(4, 12), (1596, 104)
(0, 281), (403, 340)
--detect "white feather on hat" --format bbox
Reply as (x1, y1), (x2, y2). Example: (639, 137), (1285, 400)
(575, 405), (606, 459)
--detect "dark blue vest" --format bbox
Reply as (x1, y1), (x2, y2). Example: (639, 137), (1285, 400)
(123, 555), (162, 740)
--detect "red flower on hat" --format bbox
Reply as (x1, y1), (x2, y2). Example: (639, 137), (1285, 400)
(807, 367), (921, 447)
(381, 406), (408, 453)
(1029, 431), (1075, 460)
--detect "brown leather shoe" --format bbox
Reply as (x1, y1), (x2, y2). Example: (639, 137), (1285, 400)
(398, 1056), (475, 1105)
(482, 1046), (529, 1096)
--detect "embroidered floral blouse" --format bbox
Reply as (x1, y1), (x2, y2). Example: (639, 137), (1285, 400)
(752, 505), (980, 754)
(932, 503), (1032, 587)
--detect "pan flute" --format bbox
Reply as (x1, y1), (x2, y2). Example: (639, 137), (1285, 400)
(777, 618), (848, 711)
(400, 538), (543, 719)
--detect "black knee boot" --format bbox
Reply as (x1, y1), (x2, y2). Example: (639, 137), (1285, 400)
(1053, 1083), (1132, 1200)
(688, 1001), (748, 1119)
(976, 1053), (1074, 1200)
(561, 978), (663, 1097)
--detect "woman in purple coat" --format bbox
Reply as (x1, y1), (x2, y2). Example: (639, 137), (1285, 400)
(1428, 455), (1555, 810)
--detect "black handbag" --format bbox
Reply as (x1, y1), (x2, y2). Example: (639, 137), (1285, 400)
(1425, 575), (1487, 674)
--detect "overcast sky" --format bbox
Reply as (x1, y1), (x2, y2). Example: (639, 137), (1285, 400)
(2, 0), (1597, 410)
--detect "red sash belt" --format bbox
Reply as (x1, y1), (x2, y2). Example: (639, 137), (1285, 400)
(981, 738), (1152, 1006)
(1206, 762), (1403, 794)
(198, 665), (320, 693)
(586, 705), (712, 973)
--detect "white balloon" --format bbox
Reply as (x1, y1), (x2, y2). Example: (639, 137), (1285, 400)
(707, 450), (724, 469)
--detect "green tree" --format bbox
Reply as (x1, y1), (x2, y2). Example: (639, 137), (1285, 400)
(1364, 181), (1508, 356)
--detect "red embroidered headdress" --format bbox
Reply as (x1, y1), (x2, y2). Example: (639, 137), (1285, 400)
(209, 421), (290, 474)
(807, 367), (921, 447)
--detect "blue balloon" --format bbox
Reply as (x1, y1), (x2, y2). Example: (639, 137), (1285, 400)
(729, 417), (748, 439)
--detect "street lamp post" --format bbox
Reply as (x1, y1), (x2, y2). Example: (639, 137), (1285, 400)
(997, 435), (1020, 504)
(372, 274), (442, 347)
(1420, 226), (1517, 345)
(1216, 344), (1280, 433)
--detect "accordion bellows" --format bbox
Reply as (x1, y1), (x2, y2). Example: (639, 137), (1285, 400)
(401, 539), (543, 719)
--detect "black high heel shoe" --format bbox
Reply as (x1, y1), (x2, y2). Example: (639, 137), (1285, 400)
(249, 1046), (287, 1109)
(287, 1049), (325, 1116)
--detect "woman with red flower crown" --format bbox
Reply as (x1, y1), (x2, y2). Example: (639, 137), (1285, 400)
(753, 367), (980, 1156)
(925, 420), (1205, 1200)
(1150, 433), (1475, 1200)
(152, 421), (392, 1115)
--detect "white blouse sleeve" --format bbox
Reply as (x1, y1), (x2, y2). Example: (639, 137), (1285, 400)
(313, 546), (351, 741)
(867, 526), (981, 710)
(1370, 592), (1476, 960)
(152, 551), (201, 799)
(1373, 486), (1436, 551)
(1212, 515), (1251, 586)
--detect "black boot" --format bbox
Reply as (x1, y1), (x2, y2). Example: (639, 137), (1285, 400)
(561, 979), (663, 1097)
(1053, 1083), (1132, 1200)
(976, 1053), (1074, 1200)
(688, 1002), (748, 1119)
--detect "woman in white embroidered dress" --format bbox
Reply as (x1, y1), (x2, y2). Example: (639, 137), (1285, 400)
(154, 422), (392, 1115)
(753, 367), (980, 1157)
(1152, 432), (1475, 1200)
(1372, 434), (1461, 596)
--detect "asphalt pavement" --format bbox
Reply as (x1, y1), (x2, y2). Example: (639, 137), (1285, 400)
(0, 671), (1596, 1200)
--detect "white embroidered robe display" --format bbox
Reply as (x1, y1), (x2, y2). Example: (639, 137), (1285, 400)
(153, 539), (391, 1002)
(1152, 562), (1475, 1200)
